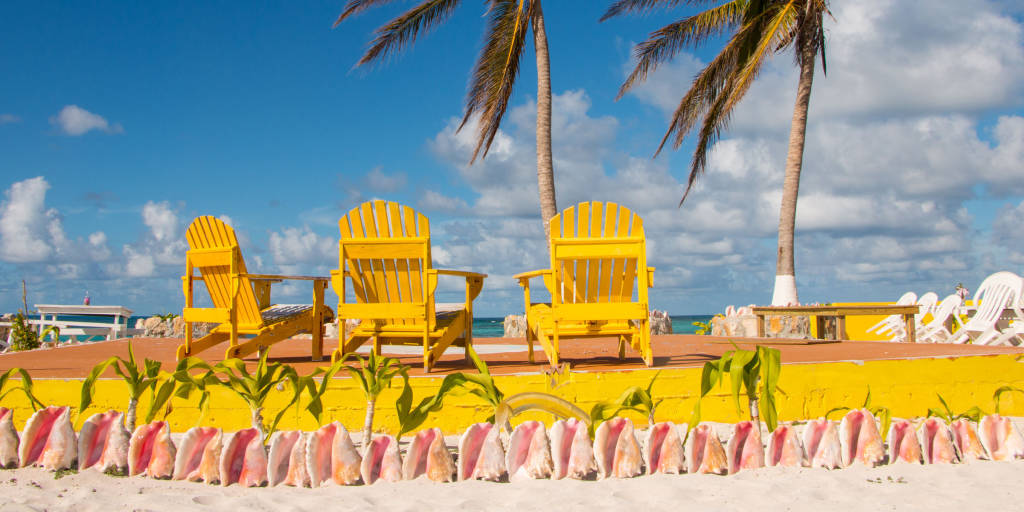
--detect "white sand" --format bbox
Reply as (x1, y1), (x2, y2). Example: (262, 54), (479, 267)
(3, 461), (1024, 512)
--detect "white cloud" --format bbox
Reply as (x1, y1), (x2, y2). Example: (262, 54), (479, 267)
(142, 201), (179, 242)
(0, 177), (60, 262)
(0, 114), (20, 124)
(365, 168), (407, 193)
(268, 226), (336, 276)
(49, 105), (123, 136)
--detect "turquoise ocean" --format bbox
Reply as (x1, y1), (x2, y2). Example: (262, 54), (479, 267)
(24, 313), (715, 342)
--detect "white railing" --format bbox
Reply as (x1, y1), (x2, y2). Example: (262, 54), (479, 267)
(2, 304), (145, 349)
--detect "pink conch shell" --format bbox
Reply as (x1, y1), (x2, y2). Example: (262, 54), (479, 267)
(979, 414), (1024, 461)
(886, 420), (922, 464)
(802, 417), (843, 468)
(306, 422), (361, 486)
(839, 409), (885, 467)
(549, 419), (597, 480)
(402, 428), (455, 482)
(919, 418), (959, 464)
(766, 425), (806, 467)
(360, 434), (402, 484)
(19, 406), (76, 471)
(645, 422), (685, 475)
(268, 430), (309, 487)
(0, 408), (19, 468)
(727, 421), (764, 474)
(506, 421), (553, 480)
(803, 419), (843, 469)
(128, 420), (175, 478)
(78, 410), (130, 473)
(950, 419), (988, 462)
(173, 427), (222, 482)
(458, 422), (507, 481)
(220, 428), (267, 487)
(687, 423), (727, 475)
(594, 417), (643, 479)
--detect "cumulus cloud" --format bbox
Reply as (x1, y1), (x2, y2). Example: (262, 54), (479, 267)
(0, 114), (20, 124)
(0, 177), (64, 263)
(49, 105), (123, 136)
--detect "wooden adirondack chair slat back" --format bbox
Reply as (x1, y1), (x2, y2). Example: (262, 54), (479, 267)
(549, 201), (646, 305)
(338, 200), (431, 317)
(185, 216), (262, 327)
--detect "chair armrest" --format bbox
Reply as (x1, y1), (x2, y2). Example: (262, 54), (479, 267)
(242, 273), (329, 282)
(433, 269), (488, 280)
(514, 269), (550, 284)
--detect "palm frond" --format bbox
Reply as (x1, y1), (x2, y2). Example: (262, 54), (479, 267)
(334, 0), (404, 27)
(354, 0), (463, 67)
(617, 0), (747, 99)
(459, 0), (532, 163)
(600, 0), (721, 22)
(720, 0), (798, 114)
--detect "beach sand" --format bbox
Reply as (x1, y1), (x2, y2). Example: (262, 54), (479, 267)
(3, 461), (1024, 512)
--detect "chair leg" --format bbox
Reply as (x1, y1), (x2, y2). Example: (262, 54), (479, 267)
(617, 335), (626, 361)
(526, 318), (535, 364)
(551, 327), (560, 368)
(423, 332), (432, 373)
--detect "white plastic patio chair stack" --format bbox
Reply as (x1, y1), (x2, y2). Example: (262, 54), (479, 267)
(951, 271), (1024, 346)
(866, 291), (917, 342)
(916, 294), (964, 343)
(914, 291), (939, 330)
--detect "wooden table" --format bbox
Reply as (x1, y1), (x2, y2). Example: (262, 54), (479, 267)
(751, 305), (921, 343)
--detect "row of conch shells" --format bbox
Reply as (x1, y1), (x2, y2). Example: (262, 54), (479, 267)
(3, 405), (1024, 485)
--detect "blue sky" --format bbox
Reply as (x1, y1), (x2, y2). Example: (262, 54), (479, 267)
(2, 1), (1023, 317)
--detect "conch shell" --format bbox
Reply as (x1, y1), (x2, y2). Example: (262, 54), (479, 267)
(979, 414), (1024, 461)
(20, 406), (77, 471)
(402, 428), (455, 482)
(645, 422), (685, 475)
(919, 418), (959, 464)
(128, 420), (175, 478)
(220, 428), (267, 487)
(687, 423), (727, 475)
(950, 418), (988, 462)
(594, 417), (643, 479)
(886, 419), (922, 464)
(458, 422), (506, 481)
(839, 409), (885, 467)
(268, 430), (309, 487)
(78, 410), (130, 473)
(803, 419), (843, 469)
(173, 427), (222, 483)
(0, 408), (20, 469)
(506, 421), (553, 480)
(306, 422), (361, 486)
(726, 421), (764, 474)
(361, 434), (403, 484)
(766, 424), (806, 467)
(549, 419), (596, 480)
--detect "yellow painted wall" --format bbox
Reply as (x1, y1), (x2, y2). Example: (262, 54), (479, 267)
(3, 353), (1024, 435)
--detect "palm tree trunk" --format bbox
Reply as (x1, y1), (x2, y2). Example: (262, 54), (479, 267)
(532, 0), (557, 240)
(126, 398), (138, 433)
(771, 42), (816, 306)
(362, 400), (376, 451)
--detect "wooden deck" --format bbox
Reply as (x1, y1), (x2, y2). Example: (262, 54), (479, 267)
(3, 334), (1022, 379)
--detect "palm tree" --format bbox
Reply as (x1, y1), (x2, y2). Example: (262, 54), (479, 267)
(603, 0), (830, 305)
(334, 0), (559, 239)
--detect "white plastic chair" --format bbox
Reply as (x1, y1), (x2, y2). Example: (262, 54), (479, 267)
(951, 272), (1024, 345)
(867, 292), (917, 341)
(916, 294), (963, 343)
(915, 292), (939, 329)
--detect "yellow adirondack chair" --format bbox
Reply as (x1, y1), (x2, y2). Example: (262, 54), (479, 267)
(515, 201), (654, 367)
(177, 216), (333, 361)
(330, 200), (486, 372)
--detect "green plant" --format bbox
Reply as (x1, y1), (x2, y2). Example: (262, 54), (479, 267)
(689, 344), (783, 435)
(825, 387), (892, 440)
(80, 340), (177, 431)
(590, 371), (662, 430)
(339, 351), (407, 449)
(157, 313), (178, 321)
(9, 312), (41, 351)
(993, 386), (1024, 415)
(0, 367), (45, 410)
(692, 321), (712, 336)
(926, 393), (983, 423)
(394, 345), (588, 438)
(208, 351), (301, 440)
(170, 357), (224, 427)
